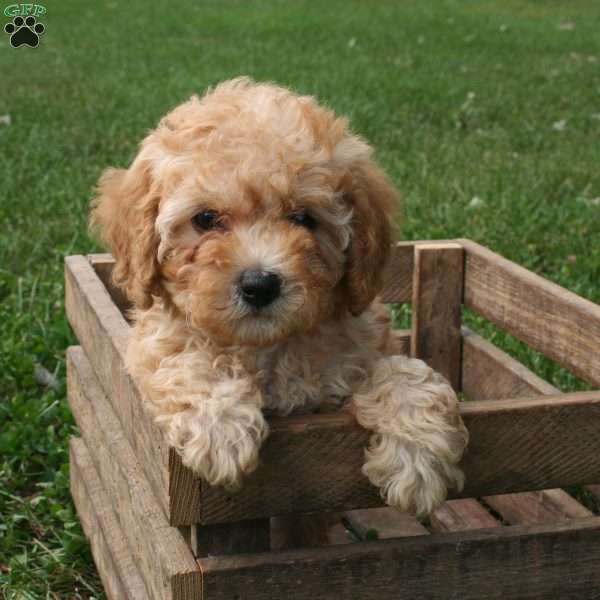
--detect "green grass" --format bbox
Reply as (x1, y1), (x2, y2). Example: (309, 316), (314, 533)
(1, 0), (600, 596)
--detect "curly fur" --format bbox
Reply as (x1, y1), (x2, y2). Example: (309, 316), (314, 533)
(90, 77), (468, 516)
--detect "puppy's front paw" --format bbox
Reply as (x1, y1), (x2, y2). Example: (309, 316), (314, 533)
(362, 433), (465, 517)
(165, 406), (268, 490)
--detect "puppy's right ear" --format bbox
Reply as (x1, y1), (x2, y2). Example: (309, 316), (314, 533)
(89, 159), (161, 309)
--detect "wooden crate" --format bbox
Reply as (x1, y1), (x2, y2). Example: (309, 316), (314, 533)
(65, 239), (600, 600)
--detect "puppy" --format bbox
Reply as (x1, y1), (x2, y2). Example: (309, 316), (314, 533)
(91, 77), (467, 516)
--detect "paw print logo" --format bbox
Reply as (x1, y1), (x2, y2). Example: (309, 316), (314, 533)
(4, 15), (45, 48)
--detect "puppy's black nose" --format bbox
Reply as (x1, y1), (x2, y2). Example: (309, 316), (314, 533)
(239, 270), (281, 308)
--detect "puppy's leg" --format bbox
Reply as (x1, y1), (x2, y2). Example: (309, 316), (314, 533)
(153, 376), (268, 490)
(351, 355), (467, 517)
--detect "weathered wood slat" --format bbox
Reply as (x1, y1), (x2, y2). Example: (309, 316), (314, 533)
(410, 243), (464, 390)
(461, 238), (600, 387)
(70, 437), (148, 600)
(408, 243), (497, 533)
(431, 499), (500, 532)
(343, 508), (428, 539)
(457, 390), (600, 497)
(484, 490), (593, 525)
(379, 242), (414, 303)
(198, 517), (600, 599)
(462, 327), (560, 400)
(67, 347), (202, 600)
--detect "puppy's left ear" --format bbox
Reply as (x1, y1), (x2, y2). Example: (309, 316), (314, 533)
(340, 152), (399, 316)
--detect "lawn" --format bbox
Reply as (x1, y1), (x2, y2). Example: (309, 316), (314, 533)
(1, 0), (599, 596)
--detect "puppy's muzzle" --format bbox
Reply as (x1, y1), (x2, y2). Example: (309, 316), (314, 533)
(238, 270), (281, 309)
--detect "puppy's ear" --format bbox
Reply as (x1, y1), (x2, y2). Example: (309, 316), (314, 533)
(341, 157), (398, 316)
(90, 158), (161, 309)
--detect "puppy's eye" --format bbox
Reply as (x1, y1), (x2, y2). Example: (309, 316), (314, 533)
(192, 210), (221, 231)
(288, 211), (317, 230)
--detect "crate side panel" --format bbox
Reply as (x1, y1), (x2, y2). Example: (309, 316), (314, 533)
(70, 437), (149, 600)
(200, 518), (600, 600)
(67, 347), (202, 600)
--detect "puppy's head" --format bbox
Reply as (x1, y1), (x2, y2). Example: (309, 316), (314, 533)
(91, 77), (398, 346)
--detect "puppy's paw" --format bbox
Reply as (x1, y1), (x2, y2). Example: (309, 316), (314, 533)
(181, 425), (263, 490)
(362, 432), (465, 517)
(164, 405), (268, 490)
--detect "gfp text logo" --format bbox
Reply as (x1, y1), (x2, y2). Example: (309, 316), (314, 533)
(4, 4), (46, 47)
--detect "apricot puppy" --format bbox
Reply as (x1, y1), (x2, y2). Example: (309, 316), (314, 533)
(91, 77), (467, 516)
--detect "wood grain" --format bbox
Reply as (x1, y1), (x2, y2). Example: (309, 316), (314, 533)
(343, 508), (428, 539)
(70, 437), (148, 600)
(484, 489), (593, 525)
(462, 327), (559, 400)
(431, 499), (500, 532)
(457, 390), (600, 497)
(198, 517), (600, 599)
(461, 238), (600, 387)
(379, 242), (414, 303)
(411, 243), (464, 392)
(67, 347), (202, 600)
(65, 256), (170, 509)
